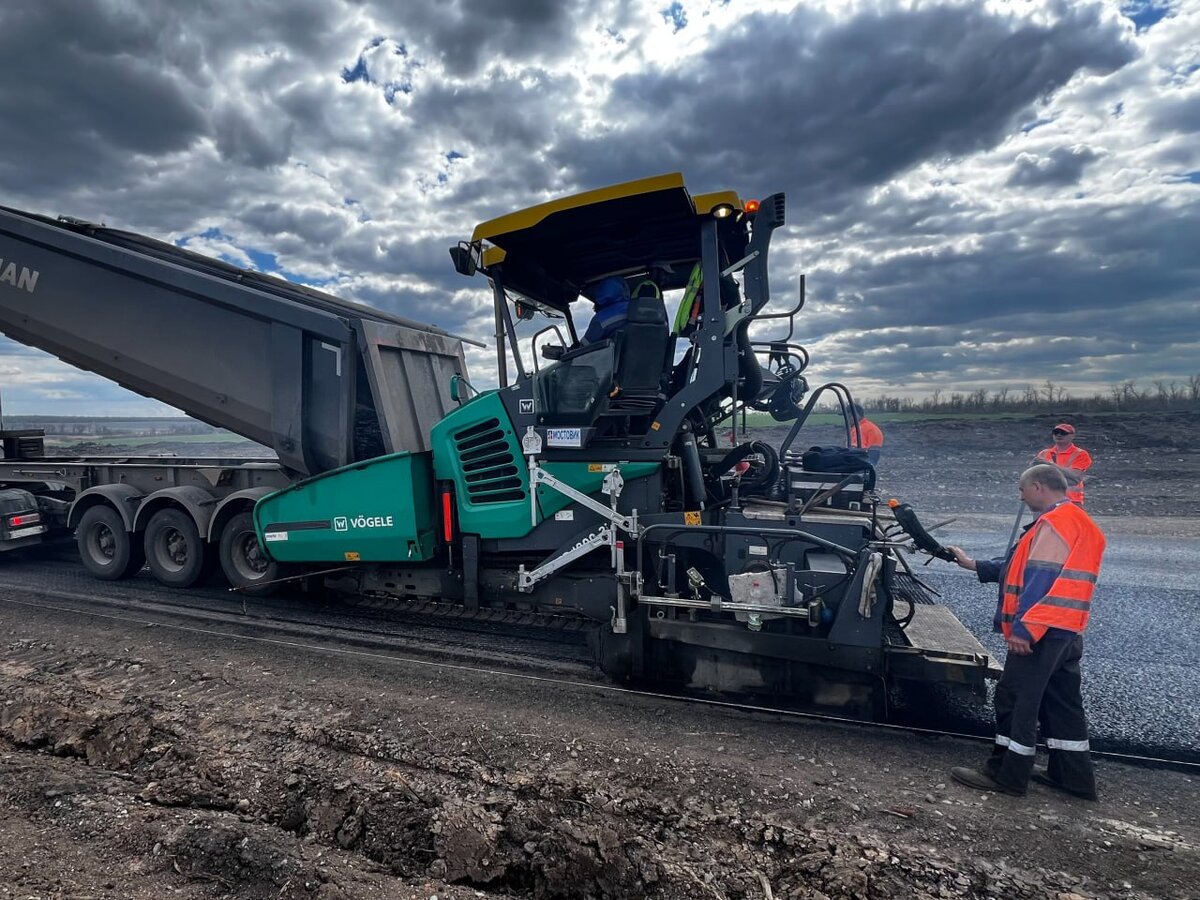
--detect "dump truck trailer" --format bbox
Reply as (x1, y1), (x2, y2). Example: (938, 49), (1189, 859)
(0, 175), (1000, 707)
(0, 203), (465, 588)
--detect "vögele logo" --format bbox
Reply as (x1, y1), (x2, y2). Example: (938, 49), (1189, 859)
(334, 517), (348, 532)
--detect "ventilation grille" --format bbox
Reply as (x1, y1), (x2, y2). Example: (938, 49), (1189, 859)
(453, 418), (525, 504)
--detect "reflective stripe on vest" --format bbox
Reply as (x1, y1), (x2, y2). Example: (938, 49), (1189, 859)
(1001, 503), (1105, 640)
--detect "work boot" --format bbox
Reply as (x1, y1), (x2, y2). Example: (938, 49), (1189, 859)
(950, 766), (1024, 796)
(1030, 769), (1098, 802)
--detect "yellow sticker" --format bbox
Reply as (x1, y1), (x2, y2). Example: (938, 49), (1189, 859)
(684, 511), (701, 526)
(344, 551), (361, 562)
(588, 463), (604, 472)
(650, 421), (661, 431)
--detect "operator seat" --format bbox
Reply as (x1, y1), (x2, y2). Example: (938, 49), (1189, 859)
(605, 292), (671, 415)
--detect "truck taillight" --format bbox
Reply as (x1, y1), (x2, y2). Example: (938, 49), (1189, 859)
(8, 513), (40, 527)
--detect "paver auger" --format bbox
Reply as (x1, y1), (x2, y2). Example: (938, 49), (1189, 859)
(0, 173), (999, 707)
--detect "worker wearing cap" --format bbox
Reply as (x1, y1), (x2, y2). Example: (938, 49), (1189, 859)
(945, 464), (1106, 800)
(850, 402), (884, 464)
(580, 276), (630, 345)
(1037, 424), (1092, 505)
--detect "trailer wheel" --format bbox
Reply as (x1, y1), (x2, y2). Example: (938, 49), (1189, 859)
(144, 508), (206, 588)
(76, 505), (144, 580)
(219, 511), (282, 596)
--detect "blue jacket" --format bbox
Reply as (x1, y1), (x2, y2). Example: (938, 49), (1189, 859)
(582, 277), (629, 344)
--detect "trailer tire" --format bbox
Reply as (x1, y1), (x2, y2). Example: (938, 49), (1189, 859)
(144, 508), (206, 588)
(77, 505), (144, 580)
(219, 511), (282, 597)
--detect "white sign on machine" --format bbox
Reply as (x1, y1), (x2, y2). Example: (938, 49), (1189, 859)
(546, 427), (583, 448)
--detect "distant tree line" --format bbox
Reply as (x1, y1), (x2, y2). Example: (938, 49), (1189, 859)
(4, 418), (219, 436)
(855, 375), (1200, 414)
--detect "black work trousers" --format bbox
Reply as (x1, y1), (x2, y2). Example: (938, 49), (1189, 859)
(984, 634), (1096, 797)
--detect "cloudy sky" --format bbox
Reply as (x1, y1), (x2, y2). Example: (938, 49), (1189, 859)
(0, 0), (1196, 416)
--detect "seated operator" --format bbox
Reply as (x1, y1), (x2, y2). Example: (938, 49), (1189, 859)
(580, 276), (630, 345)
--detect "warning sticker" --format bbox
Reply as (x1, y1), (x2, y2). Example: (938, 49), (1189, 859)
(264, 531), (289, 542)
(683, 511), (701, 526)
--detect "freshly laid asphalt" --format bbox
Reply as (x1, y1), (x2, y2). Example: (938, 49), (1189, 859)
(917, 516), (1200, 762)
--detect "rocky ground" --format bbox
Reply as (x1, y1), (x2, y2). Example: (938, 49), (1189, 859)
(2, 600), (1197, 900)
(3, 410), (1197, 899)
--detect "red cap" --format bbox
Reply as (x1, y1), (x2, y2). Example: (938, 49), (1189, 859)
(1053, 423), (1076, 434)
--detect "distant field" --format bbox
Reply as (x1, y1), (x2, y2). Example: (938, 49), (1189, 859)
(44, 432), (256, 447)
(739, 408), (1161, 428)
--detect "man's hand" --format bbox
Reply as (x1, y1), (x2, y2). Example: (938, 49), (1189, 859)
(946, 546), (976, 571)
(1005, 636), (1033, 655)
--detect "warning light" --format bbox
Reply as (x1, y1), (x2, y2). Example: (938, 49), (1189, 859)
(744, 199), (760, 213)
(887, 499), (900, 509)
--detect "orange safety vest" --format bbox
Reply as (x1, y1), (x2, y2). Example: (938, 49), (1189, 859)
(852, 419), (884, 449)
(1037, 445), (1092, 504)
(1001, 502), (1105, 641)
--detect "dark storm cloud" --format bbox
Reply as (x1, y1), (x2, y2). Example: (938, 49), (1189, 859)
(370, 0), (593, 78)
(0, 1), (207, 193)
(1006, 146), (1102, 188)
(213, 107), (295, 168)
(0, 0), (358, 196)
(552, 2), (1135, 206)
(788, 191), (1200, 391)
(239, 202), (353, 247)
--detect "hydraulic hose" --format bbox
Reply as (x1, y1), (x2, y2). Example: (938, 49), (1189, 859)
(713, 441), (780, 493)
(679, 432), (707, 510)
(735, 324), (763, 400)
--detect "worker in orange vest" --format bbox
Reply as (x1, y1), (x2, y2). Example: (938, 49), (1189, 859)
(849, 402), (883, 464)
(944, 464), (1106, 800)
(1037, 423), (1092, 504)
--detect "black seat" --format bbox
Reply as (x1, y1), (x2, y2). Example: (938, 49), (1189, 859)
(605, 294), (670, 415)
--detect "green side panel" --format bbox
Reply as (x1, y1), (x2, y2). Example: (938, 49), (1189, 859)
(431, 391), (661, 539)
(536, 461), (661, 519)
(254, 451), (436, 563)
(431, 390), (531, 539)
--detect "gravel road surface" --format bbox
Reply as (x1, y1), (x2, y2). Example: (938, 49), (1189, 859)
(914, 514), (1200, 761)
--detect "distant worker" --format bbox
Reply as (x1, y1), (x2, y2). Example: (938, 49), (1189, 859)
(1037, 423), (1092, 505)
(944, 464), (1106, 801)
(580, 276), (630, 345)
(849, 402), (884, 463)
